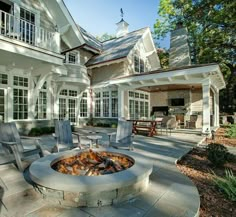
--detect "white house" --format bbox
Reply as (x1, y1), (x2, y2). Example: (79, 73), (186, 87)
(0, 0), (225, 134)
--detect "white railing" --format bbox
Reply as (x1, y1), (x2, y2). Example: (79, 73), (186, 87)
(0, 10), (60, 53)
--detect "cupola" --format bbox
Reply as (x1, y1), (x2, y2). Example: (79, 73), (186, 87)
(116, 8), (129, 37)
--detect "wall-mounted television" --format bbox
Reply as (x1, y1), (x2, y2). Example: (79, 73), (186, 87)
(170, 98), (185, 106)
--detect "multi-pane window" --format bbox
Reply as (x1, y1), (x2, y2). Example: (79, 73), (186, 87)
(64, 52), (80, 64)
(0, 74), (8, 84)
(58, 89), (77, 123)
(103, 91), (109, 117)
(68, 99), (76, 123)
(13, 76), (28, 87)
(20, 8), (35, 44)
(0, 90), (5, 122)
(129, 100), (135, 119)
(69, 90), (77, 97)
(94, 92), (101, 117)
(80, 92), (88, 117)
(111, 91), (118, 117)
(94, 90), (118, 118)
(36, 91), (47, 119)
(134, 55), (145, 73)
(59, 98), (66, 120)
(35, 82), (47, 119)
(13, 76), (28, 120)
(68, 53), (76, 64)
(60, 89), (68, 96)
(129, 91), (149, 119)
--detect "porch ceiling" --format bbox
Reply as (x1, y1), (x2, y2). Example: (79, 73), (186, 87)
(102, 64), (226, 91)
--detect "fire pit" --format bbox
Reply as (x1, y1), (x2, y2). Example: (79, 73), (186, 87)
(53, 149), (134, 176)
(29, 148), (152, 207)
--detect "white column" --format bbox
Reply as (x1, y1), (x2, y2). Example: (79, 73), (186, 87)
(47, 78), (52, 120)
(28, 77), (35, 120)
(76, 91), (83, 125)
(202, 80), (211, 133)
(118, 88), (125, 118)
(7, 73), (13, 122)
(54, 83), (59, 119)
(215, 90), (220, 127)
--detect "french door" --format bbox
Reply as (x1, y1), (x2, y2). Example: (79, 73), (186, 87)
(0, 89), (5, 122)
(59, 98), (76, 123)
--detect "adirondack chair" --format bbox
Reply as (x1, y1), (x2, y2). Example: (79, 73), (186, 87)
(53, 120), (83, 152)
(108, 120), (134, 150)
(0, 122), (45, 172)
(159, 116), (177, 135)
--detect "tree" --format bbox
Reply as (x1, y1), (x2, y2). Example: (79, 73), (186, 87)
(157, 48), (169, 69)
(96, 33), (115, 42)
(154, 0), (236, 113)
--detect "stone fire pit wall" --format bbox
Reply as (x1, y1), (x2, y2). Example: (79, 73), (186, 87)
(29, 148), (153, 207)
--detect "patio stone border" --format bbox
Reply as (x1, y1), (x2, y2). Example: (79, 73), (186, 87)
(29, 148), (153, 207)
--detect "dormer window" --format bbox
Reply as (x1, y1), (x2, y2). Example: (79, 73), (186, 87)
(134, 55), (145, 73)
(68, 53), (76, 64)
(64, 52), (80, 64)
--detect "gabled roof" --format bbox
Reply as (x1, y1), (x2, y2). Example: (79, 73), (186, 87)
(86, 27), (148, 67)
(78, 26), (102, 51)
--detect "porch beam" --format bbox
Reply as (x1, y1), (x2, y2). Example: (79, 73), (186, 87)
(109, 65), (222, 86)
(118, 78), (204, 91)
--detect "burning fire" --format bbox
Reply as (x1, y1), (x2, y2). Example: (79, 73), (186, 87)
(52, 149), (134, 176)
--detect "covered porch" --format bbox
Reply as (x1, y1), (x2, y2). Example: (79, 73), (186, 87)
(107, 64), (225, 133)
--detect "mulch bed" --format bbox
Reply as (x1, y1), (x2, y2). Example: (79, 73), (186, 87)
(177, 127), (236, 217)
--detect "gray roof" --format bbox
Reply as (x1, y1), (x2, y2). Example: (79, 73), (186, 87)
(79, 26), (102, 51)
(85, 27), (148, 67)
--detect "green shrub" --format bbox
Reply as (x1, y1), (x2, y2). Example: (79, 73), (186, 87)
(226, 124), (236, 138)
(111, 123), (117, 128)
(40, 127), (54, 134)
(207, 143), (229, 167)
(28, 127), (55, 136)
(28, 128), (42, 136)
(212, 169), (236, 201)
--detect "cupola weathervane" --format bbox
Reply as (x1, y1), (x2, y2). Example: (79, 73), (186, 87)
(120, 8), (124, 18)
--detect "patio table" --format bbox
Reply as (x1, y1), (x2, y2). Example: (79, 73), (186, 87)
(129, 120), (158, 137)
(87, 135), (102, 148)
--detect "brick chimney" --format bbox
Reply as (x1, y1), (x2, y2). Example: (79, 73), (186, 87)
(169, 22), (191, 68)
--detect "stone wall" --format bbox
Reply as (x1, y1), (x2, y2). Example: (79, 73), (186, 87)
(150, 90), (190, 112)
(169, 27), (191, 68)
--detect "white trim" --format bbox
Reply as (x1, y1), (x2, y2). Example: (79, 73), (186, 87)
(108, 64), (225, 90)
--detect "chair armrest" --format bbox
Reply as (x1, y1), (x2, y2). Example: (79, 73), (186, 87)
(0, 140), (17, 146)
(20, 136), (41, 140)
(107, 132), (116, 137)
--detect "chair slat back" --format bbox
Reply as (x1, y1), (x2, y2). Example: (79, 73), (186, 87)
(116, 120), (133, 144)
(0, 122), (23, 152)
(55, 120), (73, 147)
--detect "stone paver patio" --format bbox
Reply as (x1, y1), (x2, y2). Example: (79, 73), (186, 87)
(0, 129), (204, 217)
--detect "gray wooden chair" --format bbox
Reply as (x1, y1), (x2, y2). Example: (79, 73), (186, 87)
(0, 122), (45, 172)
(159, 116), (177, 135)
(108, 120), (134, 150)
(53, 120), (83, 152)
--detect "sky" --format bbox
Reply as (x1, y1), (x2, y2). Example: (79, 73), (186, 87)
(63, 0), (170, 48)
